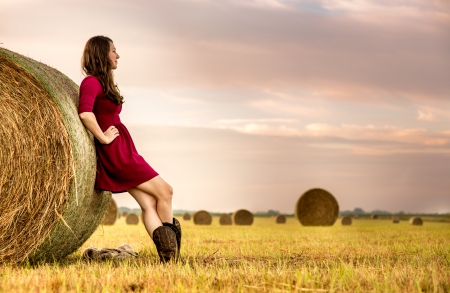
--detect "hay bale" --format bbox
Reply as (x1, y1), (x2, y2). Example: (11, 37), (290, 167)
(126, 213), (139, 225)
(122, 211), (128, 217)
(295, 188), (339, 226)
(275, 215), (286, 224)
(341, 216), (352, 226)
(409, 217), (423, 226)
(371, 214), (378, 219)
(219, 214), (232, 225)
(0, 48), (111, 264)
(193, 210), (212, 225)
(101, 199), (118, 225)
(182, 213), (191, 221)
(232, 209), (254, 226)
(392, 215), (400, 223)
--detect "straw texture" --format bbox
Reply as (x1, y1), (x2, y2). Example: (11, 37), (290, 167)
(275, 215), (286, 224)
(193, 210), (212, 225)
(232, 209), (254, 226)
(341, 216), (352, 226)
(101, 199), (118, 225)
(219, 214), (232, 226)
(392, 215), (400, 223)
(409, 217), (423, 226)
(295, 188), (339, 226)
(182, 213), (191, 221)
(0, 48), (111, 264)
(126, 213), (139, 225)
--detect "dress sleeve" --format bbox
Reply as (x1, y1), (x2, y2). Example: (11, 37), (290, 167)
(78, 76), (102, 114)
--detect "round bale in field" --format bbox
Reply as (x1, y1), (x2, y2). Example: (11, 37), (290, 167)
(275, 215), (286, 224)
(193, 210), (212, 225)
(409, 217), (423, 226)
(122, 211), (128, 217)
(219, 214), (232, 225)
(101, 199), (118, 225)
(392, 215), (400, 223)
(295, 188), (339, 226)
(183, 213), (191, 220)
(233, 209), (254, 226)
(341, 216), (352, 226)
(0, 48), (111, 264)
(371, 214), (378, 219)
(126, 213), (140, 225)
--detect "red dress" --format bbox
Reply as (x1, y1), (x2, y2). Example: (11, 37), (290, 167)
(78, 76), (159, 193)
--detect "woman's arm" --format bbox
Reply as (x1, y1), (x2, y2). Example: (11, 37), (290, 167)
(79, 112), (119, 144)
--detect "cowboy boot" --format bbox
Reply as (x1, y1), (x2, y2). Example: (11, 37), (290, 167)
(152, 225), (178, 263)
(163, 218), (181, 256)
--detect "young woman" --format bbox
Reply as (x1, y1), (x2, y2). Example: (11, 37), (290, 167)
(78, 36), (181, 262)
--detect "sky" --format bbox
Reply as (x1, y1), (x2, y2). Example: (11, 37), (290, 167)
(1, 0), (449, 214)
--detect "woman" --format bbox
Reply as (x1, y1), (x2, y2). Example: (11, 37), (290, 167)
(78, 36), (180, 262)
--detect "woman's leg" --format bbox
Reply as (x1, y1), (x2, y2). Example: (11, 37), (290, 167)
(134, 175), (173, 223)
(127, 187), (162, 237)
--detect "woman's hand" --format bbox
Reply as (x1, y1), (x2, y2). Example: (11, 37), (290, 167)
(102, 125), (119, 144)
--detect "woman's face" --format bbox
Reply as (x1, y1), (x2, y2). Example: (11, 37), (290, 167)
(108, 41), (119, 69)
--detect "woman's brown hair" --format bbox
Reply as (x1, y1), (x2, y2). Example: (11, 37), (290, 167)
(82, 36), (124, 104)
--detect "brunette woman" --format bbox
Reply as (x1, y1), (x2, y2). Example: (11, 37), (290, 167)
(78, 35), (180, 262)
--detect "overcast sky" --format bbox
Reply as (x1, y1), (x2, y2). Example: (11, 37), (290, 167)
(1, 0), (449, 213)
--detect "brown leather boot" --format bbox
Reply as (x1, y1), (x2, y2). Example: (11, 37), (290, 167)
(163, 218), (181, 256)
(152, 226), (178, 263)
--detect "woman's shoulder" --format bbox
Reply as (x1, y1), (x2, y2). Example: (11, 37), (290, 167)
(81, 75), (101, 85)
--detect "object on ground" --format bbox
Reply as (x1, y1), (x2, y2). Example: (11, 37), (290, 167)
(0, 48), (111, 264)
(182, 213), (191, 220)
(392, 215), (400, 223)
(233, 209), (254, 225)
(409, 217), (423, 226)
(101, 199), (118, 225)
(219, 214), (232, 225)
(341, 216), (352, 226)
(295, 188), (339, 226)
(193, 210), (212, 225)
(275, 215), (286, 224)
(126, 213), (139, 225)
(82, 244), (138, 260)
(371, 214), (378, 219)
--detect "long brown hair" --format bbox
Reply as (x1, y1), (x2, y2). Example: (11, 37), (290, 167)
(81, 36), (124, 104)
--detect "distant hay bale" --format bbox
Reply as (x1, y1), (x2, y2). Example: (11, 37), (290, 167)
(101, 199), (118, 225)
(371, 214), (378, 219)
(0, 48), (111, 264)
(353, 214), (359, 219)
(183, 213), (191, 220)
(193, 210), (212, 225)
(341, 216), (352, 226)
(409, 217), (423, 226)
(122, 211), (128, 217)
(392, 215), (400, 223)
(232, 209), (254, 226)
(295, 188), (339, 226)
(219, 214), (232, 225)
(275, 215), (286, 224)
(126, 213), (139, 225)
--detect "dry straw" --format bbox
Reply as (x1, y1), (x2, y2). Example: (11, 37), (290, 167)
(392, 215), (400, 224)
(122, 212), (128, 217)
(219, 214), (232, 225)
(295, 188), (339, 226)
(232, 209), (254, 226)
(126, 213), (139, 225)
(0, 48), (111, 264)
(101, 198), (118, 225)
(409, 217), (423, 226)
(193, 210), (212, 225)
(182, 213), (191, 221)
(371, 214), (378, 219)
(341, 216), (352, 226)
(275, 215), (286, 224)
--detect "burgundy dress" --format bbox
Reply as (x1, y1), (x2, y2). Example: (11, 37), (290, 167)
(78, 76), (159, 193)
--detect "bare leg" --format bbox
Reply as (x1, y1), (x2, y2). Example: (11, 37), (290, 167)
(127, 187), (162, 237)
(134, 175), (173, 223)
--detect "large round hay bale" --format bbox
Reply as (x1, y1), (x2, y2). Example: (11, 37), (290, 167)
(182, 213), (191, 220)
(371, 214), (378, 219)
(232, 209), (254, 226)
(0, 48), (111, 264)
(101, 199), (118, 225)
(295, 188), (339, 226)
(193, 210), (212, 225)
(341, 216), (352, 226)
(409, 217), (423, 226)
(275, 215), (286, 224)
(392, 215), (400, 223)
(219, 214), (232, 225)
(126, 213), (139, 225)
